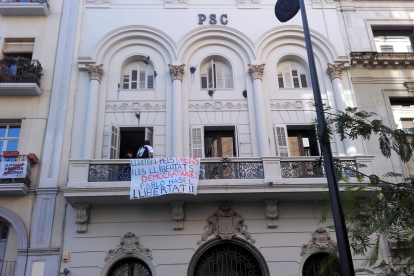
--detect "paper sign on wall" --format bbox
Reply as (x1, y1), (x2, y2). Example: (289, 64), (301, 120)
(0, 161), (27, 179)
(130, 158), (200, 200)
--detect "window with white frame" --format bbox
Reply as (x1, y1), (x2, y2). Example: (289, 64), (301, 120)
(200, 59), (233, 89)
(278, 63), (308, 89)
(191, 126), (239, 158)
(121, 61), (155, 90)
(0, 123), (20, 153)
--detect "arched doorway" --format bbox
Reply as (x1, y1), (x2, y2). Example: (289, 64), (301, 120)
(107, 258), (152, 276)
(188, 238), (269, 276)
(302, 253), (342, 276)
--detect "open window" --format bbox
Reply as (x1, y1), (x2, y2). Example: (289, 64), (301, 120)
(373, 27), (414, 53)
(191, 126), (239, 158)
(274, 125), (319, 157)
(200, 56), (233, 89)
(121, 56), (155, 90)
(108, 126), (154, 159)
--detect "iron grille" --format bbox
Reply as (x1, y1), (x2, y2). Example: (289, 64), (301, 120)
(88, 164), (131, 182)
(194, 243), (263, 276)
(302, 253), (342, 276)
(199, 162), (264, 179)
(280, 160), (357, 178)
(0, 58), (42, 86)
(108, 258), (151, 276)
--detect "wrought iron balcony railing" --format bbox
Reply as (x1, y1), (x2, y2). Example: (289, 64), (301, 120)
(0, 261), (16, 276)
(0, 57), (42, 86)
(0, 155), (34, 187)
(280, 159), (358, 178)
(87, 160), (265, 182)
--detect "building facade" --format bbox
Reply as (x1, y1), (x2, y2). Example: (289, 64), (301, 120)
(2, 0), (414, 275)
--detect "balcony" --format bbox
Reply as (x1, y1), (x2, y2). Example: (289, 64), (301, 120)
(64, 156), (375, 205)
(0, 57), (42, 96)
(0, 261), (16, 276)
(0, 153), (38, 195)
(0, 0), (50, 16)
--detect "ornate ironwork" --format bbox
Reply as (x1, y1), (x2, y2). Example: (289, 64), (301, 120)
(302, 253), (342, 276)
(199, 162), (264, 179)
(88, 164), (131, 182)
(0, 57), (42, 86)
(108, 258), (151, 276)
(280, 159), (357, 178)
(194, 243), (263, 276)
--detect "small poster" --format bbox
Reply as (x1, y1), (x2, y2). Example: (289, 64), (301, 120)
(0, 161), (27, 179)
(130, 157), (200, 200)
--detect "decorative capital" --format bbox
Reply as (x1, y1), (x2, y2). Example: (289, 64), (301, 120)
(264, 200), (279, 228)
(75, 205), (90, 233)
(327, 63), (344, 81)
(197, 206), (255, 245)
(172, 201), (185, 230)
(248, 64), (265, 81)
(86, 64), (103, 82)
(301, 227), (336, 255)
(404, 81), (414, 93)
(105, 232), (152, 262)
(168, 64), (185, 81)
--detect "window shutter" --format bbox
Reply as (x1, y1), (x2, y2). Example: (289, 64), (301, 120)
(215, 64), (223, 89)
(234, 125), (239, 157)
(291, 65), (300, 88)
(145, 127), (153, 146)
(139, 65), (146, 89)
(131, 70), (138, 89)
(278, 74), (284, 88)
(123, 75), (130, 89)
(147, 75), (154, 89)
(109, 125), (120, 159)
(283, 65), (292, 88)
(224, 68), (231, 88)
(207, 60), (215, 89)
(201, 73), (207, 89)
(300, 74), (307, 88)
(274, 125), (289, 157)
(191, 127), (204, 158)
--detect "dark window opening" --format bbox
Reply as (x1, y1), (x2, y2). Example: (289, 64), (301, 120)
(302, 253), (342, 276)
(118, 127), (153, 159)
(204, 126), (237, 158)
(108, 258), (152, 276)
(287, 125), (319, 157)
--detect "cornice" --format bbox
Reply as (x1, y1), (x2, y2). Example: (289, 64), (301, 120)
(350, 52), (414, 68)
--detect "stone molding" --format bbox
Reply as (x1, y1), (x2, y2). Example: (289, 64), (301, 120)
(105, 232), (152, 262)
(198, 206), (255, 245)
(0, 207), (28, 249)
(301, 227), (336, 255)
(75, 205), (90, 233)
(264, 200), (278, 228)
(168, 64), (185, 81)
(270, 100), (314, 110)
(248, 64), (265, 81)
(172, 201), (185, 230)
(404, 81), (414, 93)
(86, 64), (104, 82)
(327, 63), (344, 81)
(105, 101), (166, 111)
(189, 101), (248, 110)
(350, 52), (414, 68)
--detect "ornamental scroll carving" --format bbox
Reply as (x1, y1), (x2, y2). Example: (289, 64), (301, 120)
(189, 101), (248, 110)
(301, 227), (336, 255)
(327, 63), (344, 81)
(105, 102), (166, 111)
(172, 201), (185, 230)
(168, 64), (185, 81)
(105, 232), (152, 262)
(197, 206), (255, 245)
(75, 205), (90, 233)
(265, 200), (278, 228)
(270, 100), (314, 110)
(248, 64), (266, 81)
(85, 64), (103, 82)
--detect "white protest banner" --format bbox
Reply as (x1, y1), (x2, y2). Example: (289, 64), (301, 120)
(130, 157), (200, 200)
(0, 161), (27, 179)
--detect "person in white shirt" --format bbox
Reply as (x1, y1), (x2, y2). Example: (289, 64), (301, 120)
(137, 140), (154, 158)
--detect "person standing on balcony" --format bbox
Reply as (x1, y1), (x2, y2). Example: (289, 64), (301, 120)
(137, 140), (154, 159)
(123, 150), (134, 159)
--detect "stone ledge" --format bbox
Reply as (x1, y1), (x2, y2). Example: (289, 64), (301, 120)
(350, 52), (414, 68)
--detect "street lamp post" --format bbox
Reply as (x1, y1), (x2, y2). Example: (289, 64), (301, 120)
(275, 0), (356, 275)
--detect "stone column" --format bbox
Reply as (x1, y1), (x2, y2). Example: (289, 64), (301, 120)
(248, 64), (270, 157)
(168, 64), (185, 157)
(327, 63), (357, 156)
(83, 64), (103, 159)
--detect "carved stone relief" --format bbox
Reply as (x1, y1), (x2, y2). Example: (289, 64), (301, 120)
(105, 232), (152, 262)
(75, 205), (90, 233)
(172, 201), (185, 230)
(189, 101), (248, 110)
(105, 102), (166, 111)
(301, 227), (336, 255)
(198, 206), (255, 245)
(264, 200), (278, 228)
(248, 64), (266, 81)
(327, 63), (344, 81)
(85, 64), (104, 82)
(404, 81), (414, 93)
(168, 64), (185, 81)
(270, 100), (314, 110)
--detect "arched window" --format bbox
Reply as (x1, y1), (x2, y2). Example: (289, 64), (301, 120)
(278, 63), (308, 89)
(0, 222), (10, 270)
(302, 253), (342, 276)
(107, 258), (152, 276)
(200, 59), (233, 89)
(121, 60), (155, 90)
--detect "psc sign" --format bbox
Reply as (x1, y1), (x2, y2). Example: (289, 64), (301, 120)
(198, 14), (228, 25)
